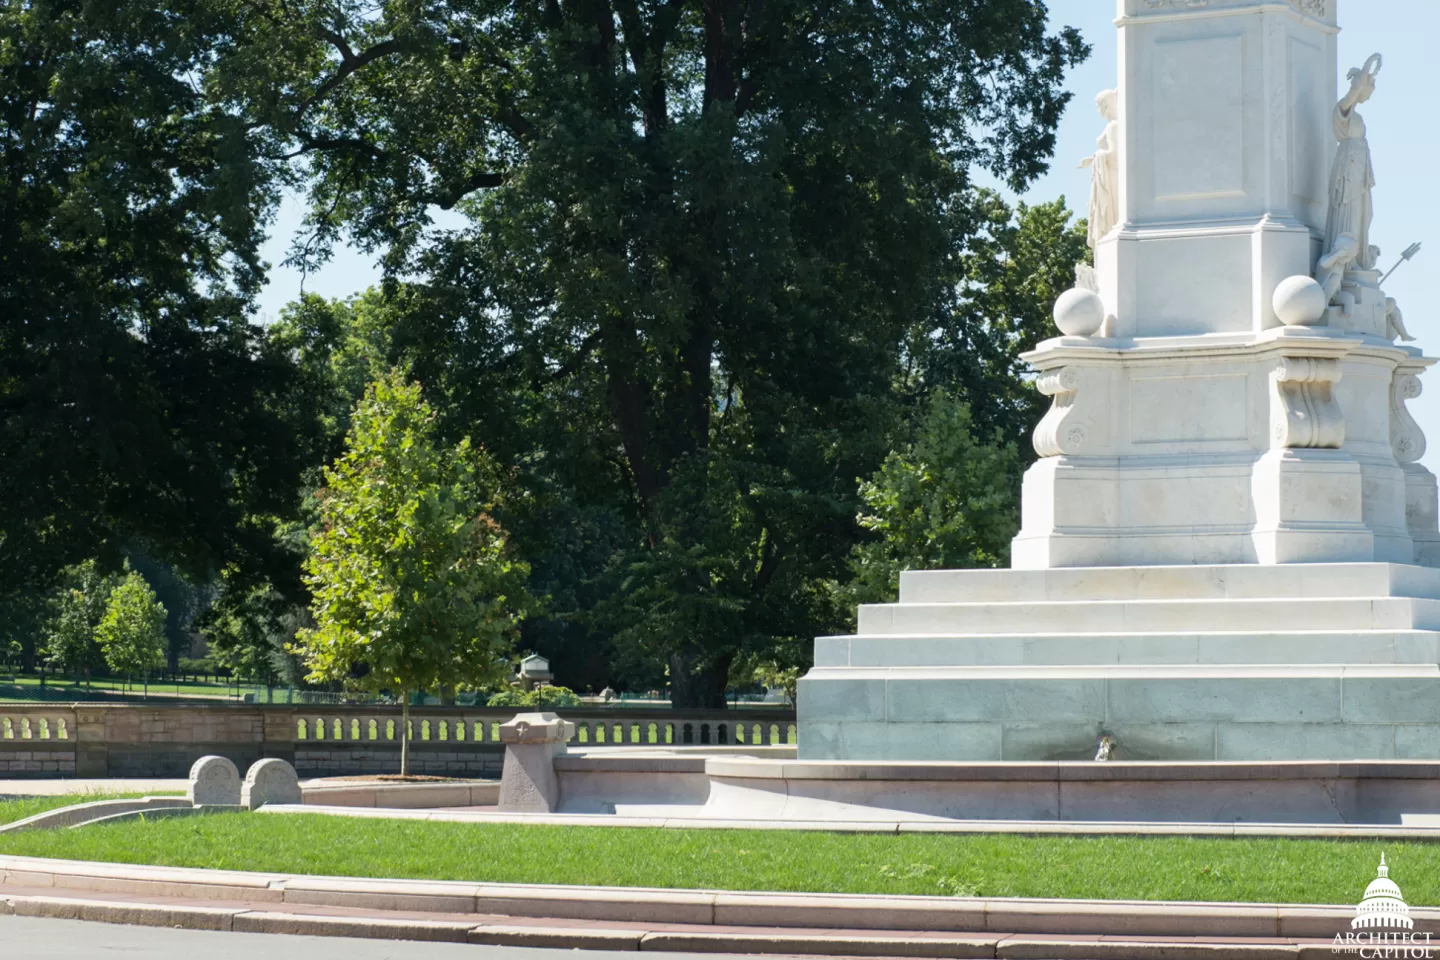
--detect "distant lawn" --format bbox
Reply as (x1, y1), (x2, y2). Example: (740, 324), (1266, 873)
(0, 793), (178, 826)
(0, 812), (1426, 905)
(0, 675), (238, 701)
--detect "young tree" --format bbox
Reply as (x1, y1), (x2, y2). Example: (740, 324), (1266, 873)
(846, 393), (1025, 607)
(296, 370), (531, 775)
(95, 573), (169, 690)
(43, 561), (123, 684)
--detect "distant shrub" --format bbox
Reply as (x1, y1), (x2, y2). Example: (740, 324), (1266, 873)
(486, 685), (582, 709)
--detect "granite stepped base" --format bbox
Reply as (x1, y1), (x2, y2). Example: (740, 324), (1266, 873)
(798, 563), (1440, 762)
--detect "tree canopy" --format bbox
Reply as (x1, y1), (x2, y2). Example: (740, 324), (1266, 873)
(214, 0), (1086, 704)
(2, 0), (1091, 706)
(0, 0), (321, 593)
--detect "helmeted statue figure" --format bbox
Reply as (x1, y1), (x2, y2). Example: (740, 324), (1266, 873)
(1324, 54), (1382, 277)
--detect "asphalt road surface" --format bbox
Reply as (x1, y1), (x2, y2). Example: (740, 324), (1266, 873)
(0, 915), (762, 960)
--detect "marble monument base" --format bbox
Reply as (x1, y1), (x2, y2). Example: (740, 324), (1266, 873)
(798, 563), (1440, 762)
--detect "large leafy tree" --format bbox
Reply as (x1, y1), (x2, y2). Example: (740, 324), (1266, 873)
(224, 0), (1086, 705)
(296, 370), (531, 774)
(846, 392), (1024, 606)
(0, 0), (319, 593)
(927, 192), (1090, 445)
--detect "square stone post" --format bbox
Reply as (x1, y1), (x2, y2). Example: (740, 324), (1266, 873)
(497, 713), (575, 813)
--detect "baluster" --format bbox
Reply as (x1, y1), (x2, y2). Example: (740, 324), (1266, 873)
(349, 718), (360, 740)
(682, 722), (693, 745)
(297, 718), (308, 740)
(700, 723), (710, 745)
(332, 718), (342, 740)
(56, 718), (68, 740)
(21, 718), (32, 740)
(1, 717), (10, 740)
(453, 719), (465, 742)
(718, 722), (729, 745)
(787, 723), (797, 744)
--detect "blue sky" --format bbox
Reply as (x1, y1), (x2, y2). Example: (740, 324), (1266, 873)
(254, 1), (1440, 470)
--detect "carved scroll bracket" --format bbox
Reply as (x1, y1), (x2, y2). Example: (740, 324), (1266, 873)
(1033, 367), (1091, 458)
(1270, 358), (1344, 449)
(1391, 368), (1427, 463)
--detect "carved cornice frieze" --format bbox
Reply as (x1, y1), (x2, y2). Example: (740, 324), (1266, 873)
(1270, 358), (1344, 449)
(1391, 369), (1428, 463)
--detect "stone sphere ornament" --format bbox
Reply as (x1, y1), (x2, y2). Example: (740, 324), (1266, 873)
(1053, 287), (1106, 337)
(1272, 275), (1328, 327)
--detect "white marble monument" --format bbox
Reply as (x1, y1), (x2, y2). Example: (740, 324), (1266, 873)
(799, 0), (1440, 763)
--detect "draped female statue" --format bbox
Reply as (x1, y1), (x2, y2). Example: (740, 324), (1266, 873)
(1324, 54), (1382, 275)
(1080, 89), (1119, 251)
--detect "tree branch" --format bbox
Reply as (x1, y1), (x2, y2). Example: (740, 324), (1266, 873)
(293, 36), (404, 127)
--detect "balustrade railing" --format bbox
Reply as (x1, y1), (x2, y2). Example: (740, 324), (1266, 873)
(0, 710), (72, 742)
(287, 708), (796, 748)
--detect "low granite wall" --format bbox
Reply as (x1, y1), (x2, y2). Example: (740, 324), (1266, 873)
(0, 704), (796, 779)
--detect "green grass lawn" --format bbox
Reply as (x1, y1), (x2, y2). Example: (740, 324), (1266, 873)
(0, 811), (1423, 905)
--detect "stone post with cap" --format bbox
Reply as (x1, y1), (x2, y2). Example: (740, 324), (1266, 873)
(497, 712), (576, 813)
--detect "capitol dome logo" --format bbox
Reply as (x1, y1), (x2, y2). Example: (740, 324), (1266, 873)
(1333, 854), (1432, 957)
(1353, 853), (1412, 931)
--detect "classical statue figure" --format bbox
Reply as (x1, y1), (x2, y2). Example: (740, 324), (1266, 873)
(1324, 55), (1382, 276)
(1080, 89), (1119, 251)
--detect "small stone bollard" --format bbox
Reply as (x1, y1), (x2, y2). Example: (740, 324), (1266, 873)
(498, 713), (576, 813)
(241, 758), (302, 810)
(188, 755), (242, 807)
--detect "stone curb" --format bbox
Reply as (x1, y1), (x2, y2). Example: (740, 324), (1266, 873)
(0, 853), (1413, 940)
(0, 797), (194, 835)
(258, 802), (1440, 839)
(0, 892), (1335, 958)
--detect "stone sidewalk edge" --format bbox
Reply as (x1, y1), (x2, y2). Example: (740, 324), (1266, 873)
(0, 853), (1409, 940)
(0, 892), (1346, 959)
(262, 802), (1440, 840)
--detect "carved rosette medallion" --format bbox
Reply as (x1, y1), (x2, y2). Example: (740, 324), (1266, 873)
(1391, 370), (1428, 463)
(1033, 367), (1091, 458)
(1270, 358), (1345, 449)
(1289, 0), (1325, 16)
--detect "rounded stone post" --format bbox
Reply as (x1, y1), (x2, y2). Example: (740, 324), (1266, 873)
(187, 755), (241, 807)
(241, 758), (302, 810)
(498, 713), (575, 813)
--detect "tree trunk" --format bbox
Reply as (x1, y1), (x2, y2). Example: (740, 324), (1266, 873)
(400, 694), (410, 777)
(668, 652), (733, 709)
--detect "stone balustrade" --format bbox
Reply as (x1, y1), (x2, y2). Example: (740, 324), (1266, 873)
(0, 703), (796, 778)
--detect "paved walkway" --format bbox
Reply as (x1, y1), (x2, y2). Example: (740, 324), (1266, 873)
(0, 881), (1344, 958)
(0, 914), (738, 960)
(0, 780), (188, 797)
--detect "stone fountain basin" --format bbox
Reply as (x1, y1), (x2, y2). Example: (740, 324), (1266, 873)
(553, 753), (1440, 826)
